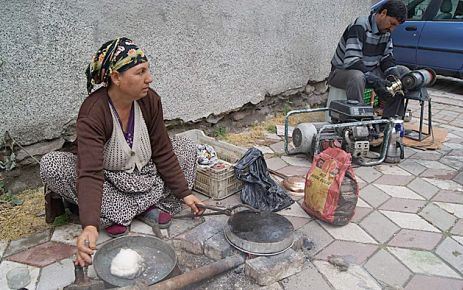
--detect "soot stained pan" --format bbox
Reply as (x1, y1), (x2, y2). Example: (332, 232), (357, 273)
(224, 210), (294, 255)
(93, 235), (177, 287)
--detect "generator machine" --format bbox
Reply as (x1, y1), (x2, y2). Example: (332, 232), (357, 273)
(283, 68), (436, 166)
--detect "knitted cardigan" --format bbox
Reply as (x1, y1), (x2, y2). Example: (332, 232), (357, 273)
(76, 87), (190, 228)
(104, 101), (151, 173)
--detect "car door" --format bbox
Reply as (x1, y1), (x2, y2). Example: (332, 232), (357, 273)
(391, 0), (436, 68)
(416, 0), (463, 74)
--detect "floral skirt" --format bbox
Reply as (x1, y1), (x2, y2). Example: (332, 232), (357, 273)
(40, 136), (197, 227)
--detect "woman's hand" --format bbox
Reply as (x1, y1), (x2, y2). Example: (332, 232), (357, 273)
(75, 225), (98, 267)
(182, 194), (205, 216)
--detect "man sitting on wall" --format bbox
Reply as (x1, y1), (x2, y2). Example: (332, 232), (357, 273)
(328, 0), (409, 118)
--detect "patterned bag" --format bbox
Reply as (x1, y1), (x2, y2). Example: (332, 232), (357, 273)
(301, 147), (358, 226)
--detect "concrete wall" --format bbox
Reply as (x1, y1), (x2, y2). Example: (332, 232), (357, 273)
(0, 0), (370, 145)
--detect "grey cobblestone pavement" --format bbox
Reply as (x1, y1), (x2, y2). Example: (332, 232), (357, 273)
(1, 77), (463, 289)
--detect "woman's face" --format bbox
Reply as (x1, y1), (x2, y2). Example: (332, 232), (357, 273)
(115, 62), (153, 100)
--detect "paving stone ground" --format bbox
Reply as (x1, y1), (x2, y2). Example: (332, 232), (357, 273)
(1, 78), (463, 289)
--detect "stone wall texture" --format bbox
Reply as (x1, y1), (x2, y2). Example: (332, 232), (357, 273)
(0, 0), (370, 145)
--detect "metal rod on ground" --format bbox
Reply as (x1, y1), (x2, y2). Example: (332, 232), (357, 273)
(118, 255), (245, 290)
(151, 222), (163, 239)
(268, 168), (288, 179)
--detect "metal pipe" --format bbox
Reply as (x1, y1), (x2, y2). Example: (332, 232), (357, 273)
(344, 128), (353, 152)
(117, 255), (245, 290)
(357, 122), (392, 166)
(149, 255), (245, 290)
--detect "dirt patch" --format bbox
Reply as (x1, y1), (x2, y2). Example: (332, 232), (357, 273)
(0, 187), (50, 241)
(221, 126), (268, 147)
(218, 112), (325, 147)
(285, 111), (325, 126)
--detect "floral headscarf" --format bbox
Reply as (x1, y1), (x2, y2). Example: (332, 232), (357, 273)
(85, 37), (148, 93)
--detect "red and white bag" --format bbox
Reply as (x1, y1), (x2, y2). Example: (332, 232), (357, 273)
(301, 147), (358, 226)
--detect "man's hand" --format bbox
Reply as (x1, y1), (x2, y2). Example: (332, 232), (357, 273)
(365, 72), (392, 99)
(182, 194), (205, 216)
(75, 225), (98, 267)
(365, 72), (391, 89)
(375, 86), (393, 99)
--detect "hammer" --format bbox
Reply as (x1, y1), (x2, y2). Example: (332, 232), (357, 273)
(64, 240), (105, 290)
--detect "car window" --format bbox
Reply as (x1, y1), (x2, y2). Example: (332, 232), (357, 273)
(432, 0), (463, 20)
(452, 0), (463, 19)
(403, 0), (433, 20)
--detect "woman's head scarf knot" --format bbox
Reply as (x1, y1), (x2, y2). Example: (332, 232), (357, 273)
(85, 37), (148, 93)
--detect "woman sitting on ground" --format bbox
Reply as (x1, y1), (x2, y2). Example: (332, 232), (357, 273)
(40, 37), (204, 266)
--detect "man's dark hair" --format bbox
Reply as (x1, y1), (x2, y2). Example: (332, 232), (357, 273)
(378, 0), (408, 23)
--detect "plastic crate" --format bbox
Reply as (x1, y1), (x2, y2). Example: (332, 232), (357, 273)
(176, 129), (246, 200)
(194, 161), (242, 200)
(363, 89), (378, 106)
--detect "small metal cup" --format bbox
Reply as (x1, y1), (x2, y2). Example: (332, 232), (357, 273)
(404, 109), (412, 122)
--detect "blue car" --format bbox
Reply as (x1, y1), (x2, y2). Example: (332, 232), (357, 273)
(373, 0), (463, 78)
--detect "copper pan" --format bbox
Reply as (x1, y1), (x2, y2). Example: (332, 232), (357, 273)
(268, 169), (305, 195)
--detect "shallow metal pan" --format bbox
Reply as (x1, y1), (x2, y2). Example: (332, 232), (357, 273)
(93, 235), (177, 287)
(224, 210), (294, 255)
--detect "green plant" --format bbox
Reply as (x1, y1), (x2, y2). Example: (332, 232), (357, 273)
(0, 192), (23, 206)
(53, 211), (71, 226)
(0, 175), (4, 195)
(273, 152), (284, 158)
(212, 126), (228, 138)
(283, 103), (292, 116)
(442, 230), (452, 237)
(266, 123), (277, 134)
(0, 131), (18, 171)
(0, 175), (22, 206)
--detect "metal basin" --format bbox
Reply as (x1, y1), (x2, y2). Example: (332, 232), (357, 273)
(93, 235), (177, 287)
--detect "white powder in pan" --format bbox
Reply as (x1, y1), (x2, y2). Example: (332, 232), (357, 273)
(110, 248), (145, 279)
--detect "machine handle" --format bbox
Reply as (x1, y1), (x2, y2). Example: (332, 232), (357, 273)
(397, 141), (405, 159)
(405, 26), (417, 31)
